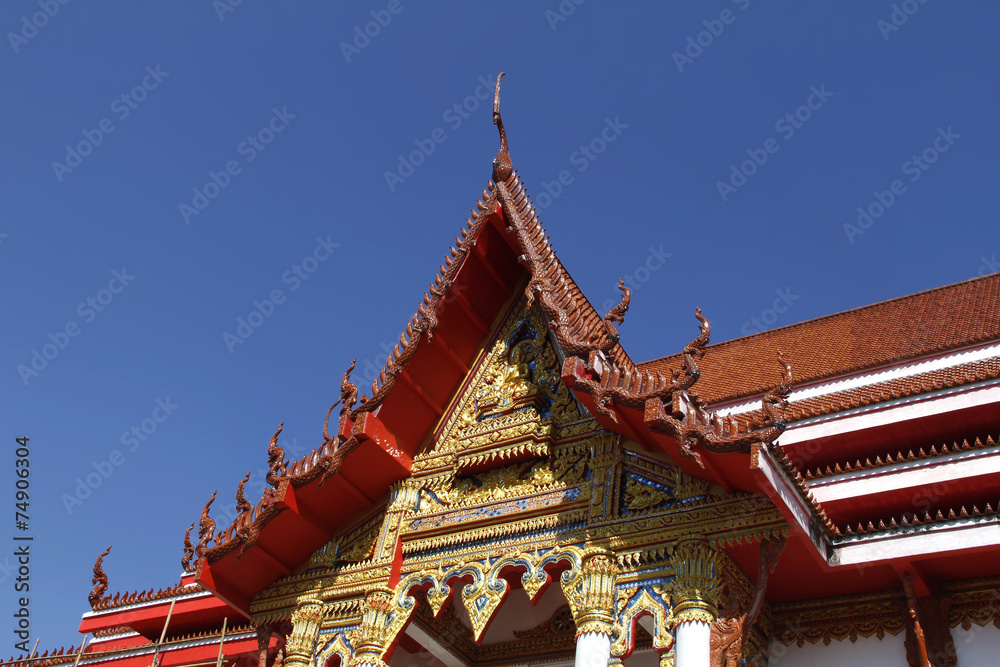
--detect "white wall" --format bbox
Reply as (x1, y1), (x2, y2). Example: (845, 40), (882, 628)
(767, 633), (907, 667)
(765, 623), (1000, 666)
(954, 622), (1000, 666)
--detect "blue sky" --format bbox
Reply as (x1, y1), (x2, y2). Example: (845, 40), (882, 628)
(2, 0), (998, 652)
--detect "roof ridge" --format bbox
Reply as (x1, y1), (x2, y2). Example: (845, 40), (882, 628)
(499, 169), (635, 371)
(731, 356), (1000, 424)
(485, 73), (635, 372)
(643, 271), (1000, 364)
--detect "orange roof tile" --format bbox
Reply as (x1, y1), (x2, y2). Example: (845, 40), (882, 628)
(640, 273), (1000, 404)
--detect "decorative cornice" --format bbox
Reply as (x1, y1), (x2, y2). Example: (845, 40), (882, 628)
(771, 590), (905, 646)
(838, 502), (1000, 537)
(90, 579), (206, 612)
(771, 579), (1000, 648)
(803, 433), (999, 481)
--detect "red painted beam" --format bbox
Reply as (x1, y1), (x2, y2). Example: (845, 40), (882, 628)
(447, 280), (491, 335)
(429, 328), (472, 375)
(78, 589), (242, 637)
(398, 369), (446, 417)
(188, 418), (412, 620)
(280, 484), (337, 535)
(240, 542), (293, 578)
(339, 412), (412, 502)
(158, 635), (260, 667)
(892, 561), (934, 597)
(194, 560), (253, 619)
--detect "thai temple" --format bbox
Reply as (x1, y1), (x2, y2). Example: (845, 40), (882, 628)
(8, 75), (1000, 667)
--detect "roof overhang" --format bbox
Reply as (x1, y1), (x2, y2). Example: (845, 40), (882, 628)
(196, 413), (411, 615)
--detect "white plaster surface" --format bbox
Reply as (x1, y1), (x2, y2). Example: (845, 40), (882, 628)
(718, 344), (1000, 418)
(575, 631), (612, 667)
(675, 621), (710, 667)
(767, 632), (907, 667)
(954, 622), (1000, 666)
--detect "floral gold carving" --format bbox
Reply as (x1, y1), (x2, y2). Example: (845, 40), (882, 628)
(562, 548), (618, 636)
(624, 474), (674, 512)
(670, 538), (719, 625)
(611, 586), (675, 659)
(349, 587), (413, 667)
(283, 599), (325, 667)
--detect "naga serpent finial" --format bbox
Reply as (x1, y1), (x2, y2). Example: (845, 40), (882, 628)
(565, 303), (710, 424)
(324, 359), (358, 443)
(266, 422), (286, 487)
(88, 545), (111, 609)
(761, 350), (793, 435)
(777, 349), (792, 389)
(195, 490), (217, 559)
(181, 522), (195, 573)
(677, 307), (710, 389)
(646, 347), (794, 468)
(492, 72), (511, 183)
(235, 471), (252, 515)
(602, 279), (631, 343)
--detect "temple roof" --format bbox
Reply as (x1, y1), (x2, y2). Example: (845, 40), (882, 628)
(60, 76), (1000, 651)
(641, 272), (1000, 405)
(170, 75), (642, 615)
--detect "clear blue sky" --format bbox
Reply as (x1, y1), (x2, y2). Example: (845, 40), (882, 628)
(1, 0), (997, 652)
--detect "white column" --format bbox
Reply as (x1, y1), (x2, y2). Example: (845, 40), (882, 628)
(575, 631), (612, 667)
(674, 620), (711, 667)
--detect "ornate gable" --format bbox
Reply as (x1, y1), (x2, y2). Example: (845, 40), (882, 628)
(412, 294), (596, 480)
(401, 294), (609, 554)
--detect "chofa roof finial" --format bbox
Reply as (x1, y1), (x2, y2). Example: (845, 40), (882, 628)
(181, 522), (195, 573)
(492, 72), (512, 183)
(88, 545), (111, 609)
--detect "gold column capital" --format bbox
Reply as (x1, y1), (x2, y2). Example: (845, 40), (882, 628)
(565, 548), (619, 637)
(670, 538), (719, 625)
(284, 599), (326, 667)
(349, 587), (412, 667)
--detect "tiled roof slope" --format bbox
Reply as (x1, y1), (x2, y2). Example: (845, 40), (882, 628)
(640, 273), (1000, 405)
(499, 169), (635, 372)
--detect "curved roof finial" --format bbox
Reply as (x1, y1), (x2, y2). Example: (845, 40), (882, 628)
(88, 545), (111, 609)
(492, 72), (512, 183)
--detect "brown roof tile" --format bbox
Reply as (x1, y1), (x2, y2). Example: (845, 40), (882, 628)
(640, 273), (1000, 404)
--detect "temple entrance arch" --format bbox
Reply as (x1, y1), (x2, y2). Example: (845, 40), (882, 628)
(308, 546), (638, 665)
(396, 546), (585, 644)
(393, 546), (586, 644)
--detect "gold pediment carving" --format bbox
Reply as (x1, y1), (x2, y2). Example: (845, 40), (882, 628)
(410, 296), (601, 514)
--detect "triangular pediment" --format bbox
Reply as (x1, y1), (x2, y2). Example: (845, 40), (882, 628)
(414, 293), (596, 474)
(404, 296), (603, 502)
